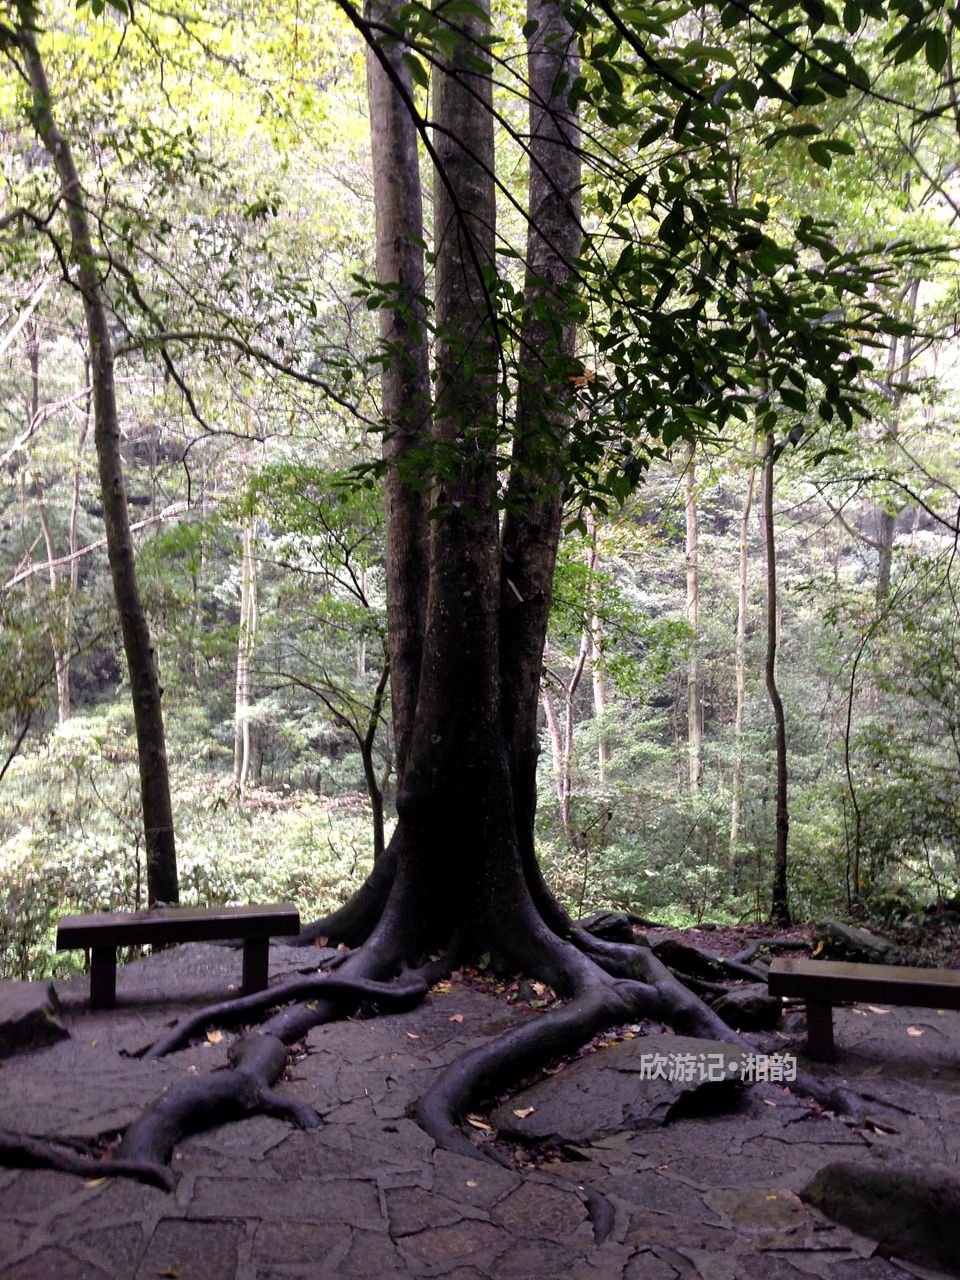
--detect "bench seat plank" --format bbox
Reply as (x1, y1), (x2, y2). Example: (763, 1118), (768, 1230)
(768, 957), (960, 1061)
(57, 903), (300, 950)
(768, 957), (960, 1010)
(57, 903), (300, 1008)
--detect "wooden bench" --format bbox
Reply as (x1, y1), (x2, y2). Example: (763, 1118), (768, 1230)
(767, 956), (960, 1062)
(57, 903), (301, 1009)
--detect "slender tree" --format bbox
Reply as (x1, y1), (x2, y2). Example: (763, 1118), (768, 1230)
(762, 431), (790, 925)
(16, 16), (179, 904)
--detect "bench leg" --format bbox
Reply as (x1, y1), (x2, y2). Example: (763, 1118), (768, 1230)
(805, 998), (836, 1062)
(90, 946), (117, 1009)
(242, 937), (269, 995)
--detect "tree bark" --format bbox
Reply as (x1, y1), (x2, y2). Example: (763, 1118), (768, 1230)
(876, 277), (919, 605)
(586, 521), (609, 785)
(762, 431), (790, 926)
(729, 438), (758, 855)
(684, 441), (702, 795)
(499, 0), (582, 858)
(233, 520), (258, 795)
(21, 26), (178, 904)
(366, 0), (431, 787)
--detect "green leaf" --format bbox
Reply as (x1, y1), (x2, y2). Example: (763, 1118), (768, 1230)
(402, 52), (430, 90)
(807, 141), (833, 167)
(925, 28), (948, 73)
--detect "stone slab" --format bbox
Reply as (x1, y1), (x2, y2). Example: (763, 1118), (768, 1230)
(0, 980), (69, 1057)
(492, 1034), (746, 1143)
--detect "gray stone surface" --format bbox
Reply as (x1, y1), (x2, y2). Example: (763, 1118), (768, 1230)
(492, 1035), (746, 1143)
(709, 982), (783, 1030)
(0, 979), (69, 1057)
(802, 1158), (960, 1276)
(0, 941), (958, 1278)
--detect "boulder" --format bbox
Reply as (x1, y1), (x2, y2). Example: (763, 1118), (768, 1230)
(709, 983), (783, 1031)
(492, 1034), (746, 1144)
(579, 911), (639, 943)
(0, 981), (69, 1057)
(801, 1159), (960, 1276)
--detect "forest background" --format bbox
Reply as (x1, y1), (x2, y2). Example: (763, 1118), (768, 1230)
(2, 0), (959, 982)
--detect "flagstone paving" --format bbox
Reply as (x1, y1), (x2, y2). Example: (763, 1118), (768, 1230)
(1, 942), (958, 1279)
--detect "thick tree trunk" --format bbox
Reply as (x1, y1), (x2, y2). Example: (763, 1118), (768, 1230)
(22, 28), (178, 904)
(729, 439), (758, 855)
(762, 432), (790, 926)
(366, 0), (431, 786)
(684, 441), (702, 795)
(499, 0), (582, 858)
(390, 0), (528, 957)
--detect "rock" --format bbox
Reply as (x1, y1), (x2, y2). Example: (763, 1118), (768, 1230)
(492, 1034), (745, 1144)
(651, 938), (727, 980)
(0, 981), (69, 1058)
(579, 911), (638, 943)
(801, 1159), (960, 1276)
(813, 921), (895, 963)
(709, 983), (783, 1031)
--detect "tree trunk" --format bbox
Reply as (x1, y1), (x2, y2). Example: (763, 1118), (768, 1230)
(684, 441), (702, 795)
(21, 27), (178, 905)
(24, 322), (72, 724)
(876, 277), (919, 605)
(366, 0), (431, 787)
(729, 438), (758, 855)
(233, 520), (258, 795)
(762, 432), (790, 926)
(499, 0), (581, 859)
(586, 522), (609, 786)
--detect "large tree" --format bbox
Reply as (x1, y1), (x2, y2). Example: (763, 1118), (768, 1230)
(0, 0), (914, 1207)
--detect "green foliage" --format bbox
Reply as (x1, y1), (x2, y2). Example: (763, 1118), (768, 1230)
(0, 703), (381, 979)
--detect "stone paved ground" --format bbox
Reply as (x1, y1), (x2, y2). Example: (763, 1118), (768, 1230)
(1, 943), (959, 1279)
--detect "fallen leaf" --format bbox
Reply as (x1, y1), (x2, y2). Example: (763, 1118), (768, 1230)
(766, 1194), (778, 1201)
(83, 1177), (107, 1188)
(313, 935), (329, 948)
(466, 1179), (478, 1188)
(156, 1270), (179, 1278)
(530, 981), (547, 996)
(406, 1032), (420, 1040)
(206, 1029), (223, 1045)
(433, 982), (453, 994)
(907, 1026), (924, 1037)
(763, 1099), (777, 1107)
(449, 1013), (464, 1023)
(866, 1006), (890, 1015)
(466, 1115), (493, 1131)
(513, 1107), (535, 1119)
(336, 943), (349, 952)
(812, 941), (824, 957)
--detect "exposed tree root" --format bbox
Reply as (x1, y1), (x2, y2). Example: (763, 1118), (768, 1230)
(117, 1034), (317, 1178)
(0, 877), (897, 1206)
(289, 840), (398, 948)
(144, 972), (428, 1058)
(0, 1125), (175, 1190)
(733, 937), (812, 965)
